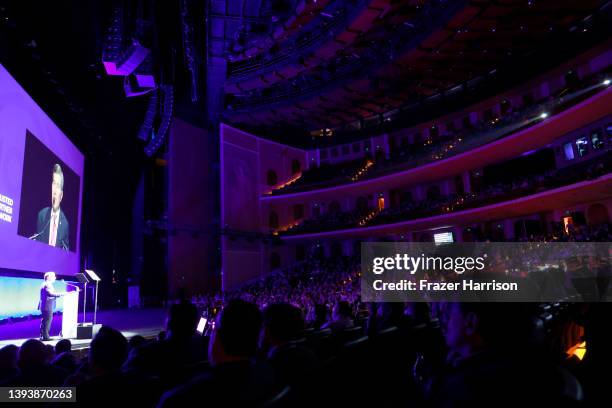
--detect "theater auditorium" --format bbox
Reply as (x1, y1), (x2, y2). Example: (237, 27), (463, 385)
(0, 0), (611, 406)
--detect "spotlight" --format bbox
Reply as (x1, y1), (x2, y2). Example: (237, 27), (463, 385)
(540, 113), (548, 119)
(603, 79), (611, 86)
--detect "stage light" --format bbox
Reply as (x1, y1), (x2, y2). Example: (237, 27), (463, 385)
(603, 79), (611, 86)
(540, 113), (548, 119)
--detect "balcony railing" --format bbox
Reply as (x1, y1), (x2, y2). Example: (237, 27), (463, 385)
(280, 152), (612, 235)
(269, 74), (611, 195)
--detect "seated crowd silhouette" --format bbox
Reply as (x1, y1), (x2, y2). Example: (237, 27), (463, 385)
(284, 156), (612, 235)
(1, 227), (611, 407)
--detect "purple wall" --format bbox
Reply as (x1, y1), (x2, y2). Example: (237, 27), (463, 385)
(168, 118), (218, 297)
(220, 124), (307, 289)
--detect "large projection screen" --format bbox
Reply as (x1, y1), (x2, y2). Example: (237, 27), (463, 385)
(0, 64), (84, 277)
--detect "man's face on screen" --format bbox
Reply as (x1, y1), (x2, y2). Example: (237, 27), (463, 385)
(51, 173), (63, 211)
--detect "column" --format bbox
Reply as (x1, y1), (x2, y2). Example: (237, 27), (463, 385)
(462, 171), (471, 193)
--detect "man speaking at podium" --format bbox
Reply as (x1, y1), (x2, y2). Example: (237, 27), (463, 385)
(39, 271), (71, 341)
(34, 164), (70, 251)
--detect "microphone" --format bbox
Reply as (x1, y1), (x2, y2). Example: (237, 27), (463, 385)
(29, 212), (52, 240)
(63, 282), (81, 291)
(29, 231), (44, 240)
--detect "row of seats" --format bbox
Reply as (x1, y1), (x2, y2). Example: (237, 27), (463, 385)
(272, 70), (610, 195)
(282, 153), (611, 234)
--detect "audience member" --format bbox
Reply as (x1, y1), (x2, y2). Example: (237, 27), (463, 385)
(260, 303), (319, 386)
(157, 300), (278, 407)
(322, 300), (354, 332)
(0, 345), (19, 383)
(157, 330), (167, 341)
(427, 302), (582, 405)
(128, 335), (147, 351)
(52, 339), (78, 374)
(68, 326), (161, 407)
(310, 304), (328, 330)
(4, 339), (68, 386)
(123, 300), (207, 389)
(55, 338), (72, 354)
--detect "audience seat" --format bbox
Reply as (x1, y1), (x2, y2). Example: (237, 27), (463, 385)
(332, 326), (364, 347)
(258, 386), (291, 408)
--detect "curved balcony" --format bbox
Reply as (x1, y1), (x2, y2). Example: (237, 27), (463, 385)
(227, 0), (465, 107)
(227, 0), (371, 80)
(261, 80), (612, 203)
(280, 170), (612, 241)
(279, 153), (611, 234)
(226, 0), (444, 92)
(227, 0), (332, 64)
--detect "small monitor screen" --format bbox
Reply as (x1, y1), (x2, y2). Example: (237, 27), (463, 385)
(196, 317), (207, 334)
(433, 231), (454, 244)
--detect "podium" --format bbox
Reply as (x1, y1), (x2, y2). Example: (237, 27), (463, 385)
(61, 291), (79, 339)
(75, 270), (102, 339)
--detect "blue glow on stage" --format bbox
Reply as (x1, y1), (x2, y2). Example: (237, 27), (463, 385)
(0, 276), (67, 320)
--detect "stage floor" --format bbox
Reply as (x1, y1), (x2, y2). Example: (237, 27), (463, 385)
(0, 308), (166, 349)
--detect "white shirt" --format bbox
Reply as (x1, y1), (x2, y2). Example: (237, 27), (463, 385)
(48, 210), (59, 247)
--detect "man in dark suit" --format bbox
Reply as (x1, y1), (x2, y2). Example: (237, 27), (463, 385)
(39, 272), (67, 341)
(35, 164), (69, 250)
